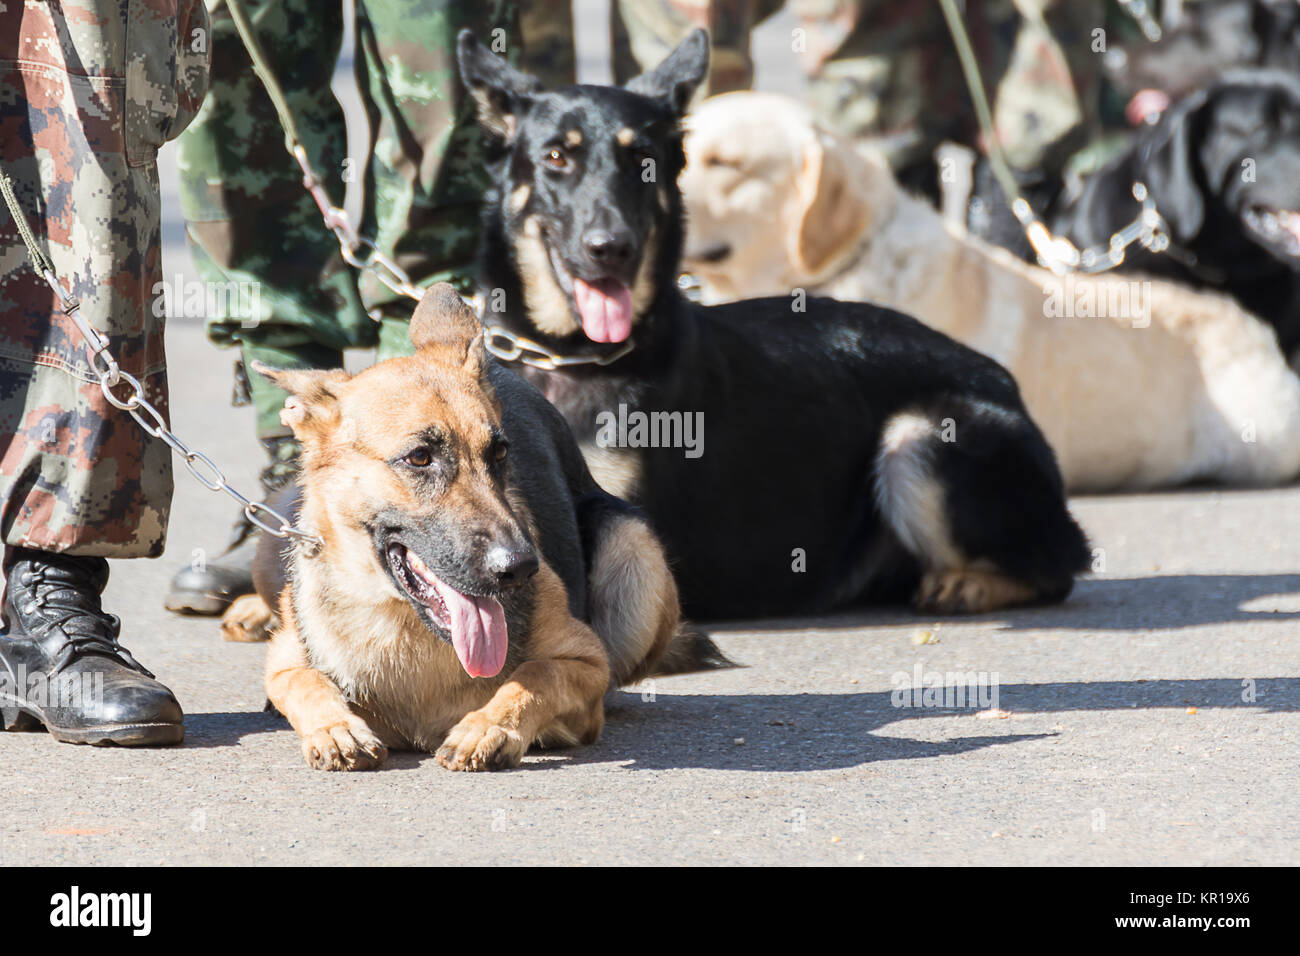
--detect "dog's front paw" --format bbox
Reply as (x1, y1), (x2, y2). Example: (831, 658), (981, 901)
(300, 720), (388, 772)
(436, 711), (526, 771)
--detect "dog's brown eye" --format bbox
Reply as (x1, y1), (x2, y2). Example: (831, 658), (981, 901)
(403, 447), (433, 468)
(543, 148), (569, 170)
(492, 442), (509, 464)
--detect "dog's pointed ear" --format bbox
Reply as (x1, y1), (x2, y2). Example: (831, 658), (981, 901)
(457, 28), (540, 145)
(410, 282), (485, 371)
(626, 28), (710, 117)
(790, 130), (872, 278)
(250, 362), (349, 435)
(1142, 91), (1209, 241)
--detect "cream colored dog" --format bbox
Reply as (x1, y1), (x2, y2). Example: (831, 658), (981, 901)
(681, 92), (1300, 492)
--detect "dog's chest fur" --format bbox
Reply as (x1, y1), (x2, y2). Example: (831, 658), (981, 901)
(291, 562), (521, 750)
(521, 365), (649, 500)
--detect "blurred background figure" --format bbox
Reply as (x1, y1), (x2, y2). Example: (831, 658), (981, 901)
(606, 0), (1103, 200)
(1106, 0), (1300, 120)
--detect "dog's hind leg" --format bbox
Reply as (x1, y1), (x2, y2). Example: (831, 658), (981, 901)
(578, 495), (732, 685)
(265, 594), (390, 771)
(874, 403), (1091, 614)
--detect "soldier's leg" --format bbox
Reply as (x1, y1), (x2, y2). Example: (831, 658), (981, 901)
(169, 0), (365, 614)
(992, 0), (1105, 172)
(0, 0), (210, 744)
(790, 0), (994, 199)
(793, 0), (1102, 199)
(352, 0), (520, 361)
(611, 0), (782, 96)
(521, 0), (577, 88)
(180, 0), (370, 426)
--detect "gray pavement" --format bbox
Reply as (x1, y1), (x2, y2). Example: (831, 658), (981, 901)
(6, 2), (1297, 867)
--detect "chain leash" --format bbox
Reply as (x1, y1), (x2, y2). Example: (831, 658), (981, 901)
(938, 0), (1174, 278)
(1, 168), (322, 557)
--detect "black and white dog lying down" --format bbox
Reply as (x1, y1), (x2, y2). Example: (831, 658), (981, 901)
(457, 29), (1091, 621)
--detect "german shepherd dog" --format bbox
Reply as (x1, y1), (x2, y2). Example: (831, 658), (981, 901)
(457, 30), (1092, 621)
(249, 285), (721, 772)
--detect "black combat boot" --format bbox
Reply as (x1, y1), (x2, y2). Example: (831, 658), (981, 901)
(164, 435), (299, 615)
(0, 548), (183, 745)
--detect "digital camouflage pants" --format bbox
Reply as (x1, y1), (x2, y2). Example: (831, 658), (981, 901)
(0, 0), (210, 558)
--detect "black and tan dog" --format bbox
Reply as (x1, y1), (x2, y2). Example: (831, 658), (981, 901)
(247, 284), (722, 772)
(457, 29), (1091, 622)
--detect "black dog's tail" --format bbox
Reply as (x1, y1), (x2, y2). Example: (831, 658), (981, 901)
(652, 623), (738, 677)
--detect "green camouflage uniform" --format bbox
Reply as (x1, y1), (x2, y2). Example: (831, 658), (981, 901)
(179, 0), (548, 440)
(613, 0), (1103, 179)
(793, 0), (1104, 175)
(611, 0), (785, 95)
(0, 0), (211, 558)
(523, 0), (578, 88)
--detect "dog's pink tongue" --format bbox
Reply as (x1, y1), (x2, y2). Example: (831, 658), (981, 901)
(434, 581), (508, 678)
(573, 277), (633, 343)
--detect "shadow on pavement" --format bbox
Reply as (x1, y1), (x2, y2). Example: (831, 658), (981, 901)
(703, 573), (1300, 634)
(178, 677), (1298, 772)
(181, 709), (284, 749)
(582, 676), (1299, 772)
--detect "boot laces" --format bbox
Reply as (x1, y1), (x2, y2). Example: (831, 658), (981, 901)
(19, 566), (154, 678)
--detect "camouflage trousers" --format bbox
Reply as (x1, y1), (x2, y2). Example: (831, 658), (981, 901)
(612, 0), (1104, 178)
(0, 0), (210, 558)
(611, 0), (785, 94)
(794, 0), (1104, 176)
(179, 0), (575, 439)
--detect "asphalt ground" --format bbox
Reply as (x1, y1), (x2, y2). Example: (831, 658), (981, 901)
(2, 1), (1295, 869)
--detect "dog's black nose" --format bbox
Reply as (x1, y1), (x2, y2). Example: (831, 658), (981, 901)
(486, 546), (539, 588)
(583, 228), (635, 268)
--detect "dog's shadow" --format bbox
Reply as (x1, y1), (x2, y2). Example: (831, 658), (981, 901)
(182, 674), (1298, 773)
(180, 570), (1300, 771)
(702, 573), (1300, 634)
(579, 676), (1298, 772)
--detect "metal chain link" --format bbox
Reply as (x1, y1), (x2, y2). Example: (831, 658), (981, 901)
(1015, 181), (1172, 276)
(2, 161), (322, 555)
(481, 326), (635, 370)
(1117, 0), (1164, 43)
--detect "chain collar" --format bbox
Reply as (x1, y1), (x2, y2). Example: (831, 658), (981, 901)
(481, 324), (635, 371)
(1018, 181), (1174, 276)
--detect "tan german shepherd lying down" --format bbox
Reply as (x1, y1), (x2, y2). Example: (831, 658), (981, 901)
(249, 284), (728, 772)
